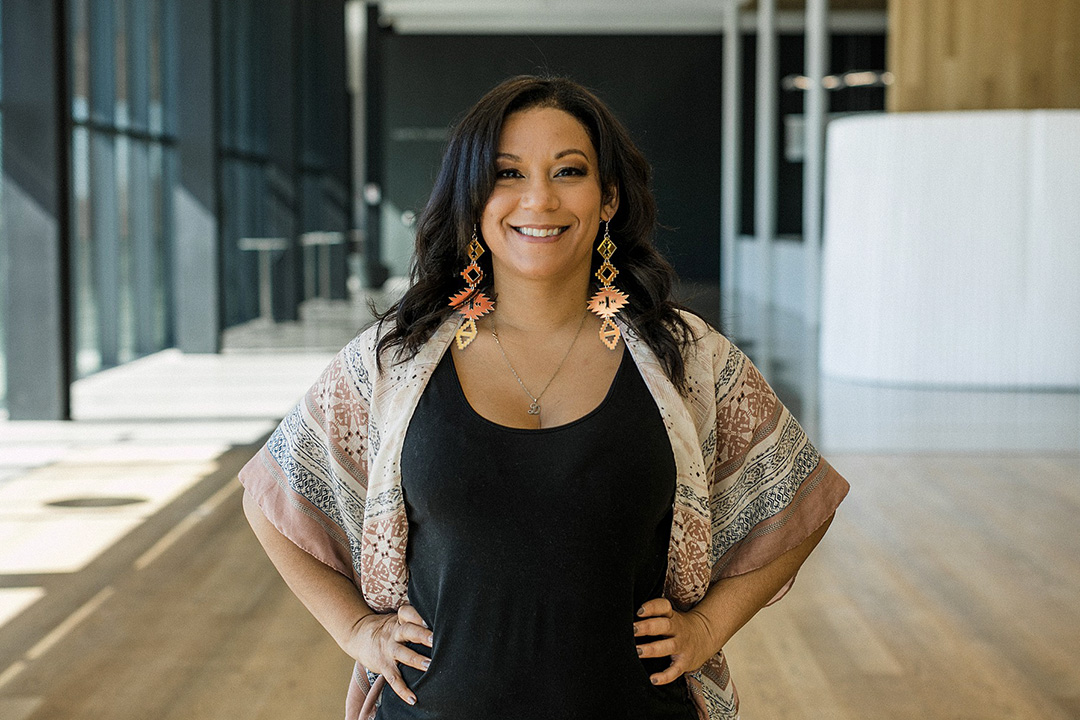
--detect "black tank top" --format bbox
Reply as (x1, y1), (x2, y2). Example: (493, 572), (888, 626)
(378, 346), (698, 720)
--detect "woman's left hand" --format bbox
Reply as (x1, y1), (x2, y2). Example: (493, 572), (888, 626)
(633, 597), (719, 685)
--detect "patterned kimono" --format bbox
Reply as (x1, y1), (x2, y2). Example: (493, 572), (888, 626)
(238, 311), (849, 720)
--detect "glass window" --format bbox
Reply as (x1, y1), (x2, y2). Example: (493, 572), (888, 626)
(218, 0), (352, 326)
(71, 0), (90, 122)
(72, 125), (99, 377)
(70, 0), (176, 379)
(125, 0), (149, 132)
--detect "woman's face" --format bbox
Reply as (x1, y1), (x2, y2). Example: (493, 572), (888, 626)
(480, 106), (618, 288)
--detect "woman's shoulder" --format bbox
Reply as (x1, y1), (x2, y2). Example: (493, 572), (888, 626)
(334, 321), (379, 364)
(672, 309), (736, 361)
(335, 316), (454, 388)
(323, 319), (395, 395)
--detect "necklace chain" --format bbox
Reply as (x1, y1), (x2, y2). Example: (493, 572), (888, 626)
(490, 311), (587, 421)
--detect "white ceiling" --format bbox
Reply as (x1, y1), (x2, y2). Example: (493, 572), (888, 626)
(377, 0), (888, 34)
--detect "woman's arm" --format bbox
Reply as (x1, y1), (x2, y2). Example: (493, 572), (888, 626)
(634, 514), (834, 685)
(243, 491), (432, 705)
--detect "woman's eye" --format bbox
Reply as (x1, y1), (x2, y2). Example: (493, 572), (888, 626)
(555, 166), (585, 177)
(496, 168), (522, 179)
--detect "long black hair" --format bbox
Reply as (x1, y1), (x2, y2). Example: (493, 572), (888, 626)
(374, 75), (697, 393)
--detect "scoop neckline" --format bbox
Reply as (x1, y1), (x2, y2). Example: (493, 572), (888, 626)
(445, 345), (629, 434)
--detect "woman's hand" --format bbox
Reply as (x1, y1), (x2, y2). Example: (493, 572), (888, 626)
(349, 604), (433, 706)
(633, 597), (719, 685)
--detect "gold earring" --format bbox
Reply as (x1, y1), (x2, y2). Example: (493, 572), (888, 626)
(587, 220), (628, 350)
(448, 226), (494, 349)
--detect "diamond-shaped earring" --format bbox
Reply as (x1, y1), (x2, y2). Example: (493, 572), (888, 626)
(586, 220), (629, 350)
(448, 226), (494, 349)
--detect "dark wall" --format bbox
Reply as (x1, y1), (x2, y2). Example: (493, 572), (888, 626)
(382, 34), (724, 283)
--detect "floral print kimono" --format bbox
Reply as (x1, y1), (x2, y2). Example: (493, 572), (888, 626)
(239, 312), (849, 720)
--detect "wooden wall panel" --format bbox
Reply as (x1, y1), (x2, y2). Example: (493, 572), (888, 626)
(888, 0), (1080, 111)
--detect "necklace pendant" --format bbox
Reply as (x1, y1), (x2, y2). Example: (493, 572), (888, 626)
(527, 402), (541, 416)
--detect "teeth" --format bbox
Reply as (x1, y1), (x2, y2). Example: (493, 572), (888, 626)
(515, 226), (566, 238)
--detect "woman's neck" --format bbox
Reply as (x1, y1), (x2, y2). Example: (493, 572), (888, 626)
(489, 271), (591, 335)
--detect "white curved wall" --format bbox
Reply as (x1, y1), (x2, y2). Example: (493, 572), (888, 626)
(820, 110), (1080, 388)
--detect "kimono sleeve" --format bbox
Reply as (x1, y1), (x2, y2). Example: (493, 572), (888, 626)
(238, 335), (373, 582)
(707, 337), (848, 601)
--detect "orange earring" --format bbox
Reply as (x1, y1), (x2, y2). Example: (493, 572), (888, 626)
(587, 221), (629, 350)
(448, 226), (494, 349)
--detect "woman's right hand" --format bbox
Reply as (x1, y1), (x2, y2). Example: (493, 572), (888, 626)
(349, 604), (434, 706)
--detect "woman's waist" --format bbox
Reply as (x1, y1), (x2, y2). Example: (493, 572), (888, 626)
(391, 622), (685, 718)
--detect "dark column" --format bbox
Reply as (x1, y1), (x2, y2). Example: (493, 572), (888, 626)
(173, 0), (221, 352)
(268, 0), (300, 322)
(362, 1), (389, 289)
(1, 0), (72, 419)
(312, 0), (351, 301)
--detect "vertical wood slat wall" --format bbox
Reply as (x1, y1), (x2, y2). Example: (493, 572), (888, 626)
(887, 0), (1080, 111)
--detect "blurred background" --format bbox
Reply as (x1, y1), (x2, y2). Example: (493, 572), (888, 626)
(0, 1), (1077, 718)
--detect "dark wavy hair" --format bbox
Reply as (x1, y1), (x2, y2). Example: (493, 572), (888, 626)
(375, 75), (697, 393)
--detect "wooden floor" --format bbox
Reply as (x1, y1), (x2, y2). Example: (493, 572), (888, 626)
(1, 452), (1078, 719)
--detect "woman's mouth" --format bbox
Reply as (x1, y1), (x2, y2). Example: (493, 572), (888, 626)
(513, 225), (569, 238)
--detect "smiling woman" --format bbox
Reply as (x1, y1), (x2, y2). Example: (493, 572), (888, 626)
(239, 76), (849, 720)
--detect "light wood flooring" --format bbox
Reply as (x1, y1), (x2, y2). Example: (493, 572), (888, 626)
(1, 452), (1078, 719)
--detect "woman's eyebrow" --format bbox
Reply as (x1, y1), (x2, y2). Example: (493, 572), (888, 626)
(554, 148), (589, 160)
(495, 149), (590, 161)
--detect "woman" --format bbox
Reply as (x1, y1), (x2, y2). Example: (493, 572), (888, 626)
(240, 76), (848, 720)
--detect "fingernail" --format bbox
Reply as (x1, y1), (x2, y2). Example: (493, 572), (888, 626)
(636, 647), (643, 656)
(422, 620), (429, 629)
(632, 624), (639, 634)
(428, 633), (435, 645)
(637, 607), (645, 616)
(422, 659), (431, 670)
(651, 677), (659, 685)
(407, 696), (417, 705)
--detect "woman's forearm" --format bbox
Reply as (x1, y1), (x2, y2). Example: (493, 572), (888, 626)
(242, 490), (374, 653)
(690, 515), (834, 652)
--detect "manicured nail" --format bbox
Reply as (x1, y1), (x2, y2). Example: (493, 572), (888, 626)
(422, 659), (431, 670)
(632, 624), (639, 634)
(427, 633), (435, 645)
(636, 647), (643, 656)
(407, 695), (417, 705)
(651, 677), (659, 685)
(637, 607), (645, 616)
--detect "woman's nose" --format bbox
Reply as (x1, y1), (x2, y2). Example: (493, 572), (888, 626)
(520, 177), (560, 211)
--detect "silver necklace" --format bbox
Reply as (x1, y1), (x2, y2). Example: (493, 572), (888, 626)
(490, 311), (588, 421)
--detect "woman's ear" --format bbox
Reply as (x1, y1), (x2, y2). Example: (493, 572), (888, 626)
(601, 186), (620, 222)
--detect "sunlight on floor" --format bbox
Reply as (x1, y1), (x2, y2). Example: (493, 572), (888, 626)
(0, 589), (45, 630)
(0, 460), (217, 576)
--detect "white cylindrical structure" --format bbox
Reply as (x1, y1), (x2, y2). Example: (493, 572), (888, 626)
(721, 0), (743, 305)
(803, 0), (829, 326)
(820, 111), (1080, 388)
(346, 1), (367, 230)
(755, 0), (778, 308)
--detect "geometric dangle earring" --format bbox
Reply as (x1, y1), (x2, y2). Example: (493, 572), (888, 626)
(587, 220), (630, 350)
(448, 226), (495, 349)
